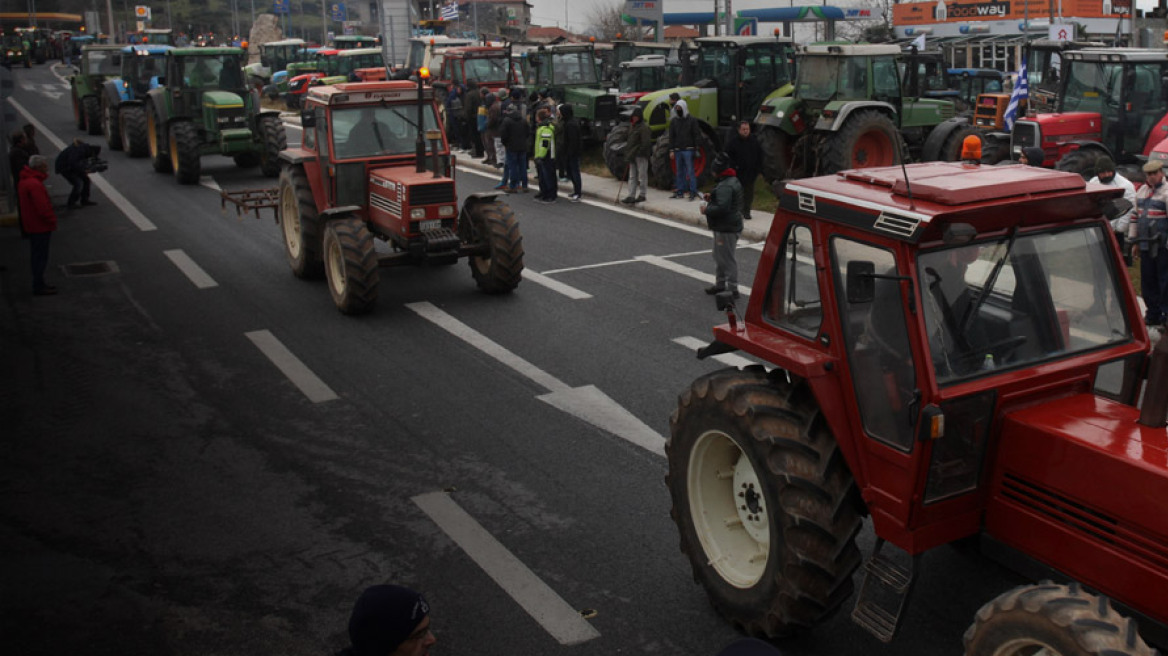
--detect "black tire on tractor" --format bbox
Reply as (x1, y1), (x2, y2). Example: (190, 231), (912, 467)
(649, 130), (717, 191)
(83, 96), (102, 135)
(259, 115), (287, 178)
(147, 104), (172, 173)
(121, 105), (149, 157)
(666, 366), (864, 637)
(323, 215), (380, 315)
(461, 199), (524, 293)
(603, 123), (631, 179)
(278, 165), (324, 280)
(103, 100), (122, 151)
(233, 152), (260, 168)
(821, 109), (902, 175)
(936, 124), (982, 162)
(756, 126), (792, 185)
(169, 120), (201, 185)
(963, 582), (1155, 656)
(1056, 148), (1103, 180)
(72, 91), (85, 130)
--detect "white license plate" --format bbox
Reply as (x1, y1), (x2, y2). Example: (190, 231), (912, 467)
(419, 219), (441, 231)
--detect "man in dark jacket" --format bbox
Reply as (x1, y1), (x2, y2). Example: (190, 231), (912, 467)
(483, 93), (501, 167)
(668, 99), (701, 199)
(723, 121), (762, 221)
(558, 104), (583, 201)
(9, 130), (30, 191)
(700, 159), (744, 298)
(621, 106), (651, 204)
(464, 81), (483, 157)
(19, 156), (58, 295)
(55, 138), (99, 208)
(500, 105), (529, 192)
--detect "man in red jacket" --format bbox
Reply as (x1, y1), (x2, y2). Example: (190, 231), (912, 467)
(18, 155), (58, 296)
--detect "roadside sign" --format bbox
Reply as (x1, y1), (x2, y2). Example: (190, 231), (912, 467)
(1049, 23), (1072, 41)
(134, 5), (151, 21)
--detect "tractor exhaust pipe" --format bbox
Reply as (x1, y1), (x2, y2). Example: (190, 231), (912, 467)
(1138, 335), (1168, 427)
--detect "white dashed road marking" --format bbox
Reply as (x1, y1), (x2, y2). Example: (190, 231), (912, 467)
(164, 249), (218, 289)
(245, 330), (339, 403)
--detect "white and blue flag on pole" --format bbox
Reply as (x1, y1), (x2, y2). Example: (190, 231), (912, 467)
(1003, 56), (1028, 131)
(440, 1), (459, 20)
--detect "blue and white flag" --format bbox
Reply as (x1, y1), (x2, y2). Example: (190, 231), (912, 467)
(440, 1), (459, 21)
(1003, 55), (1028, 131)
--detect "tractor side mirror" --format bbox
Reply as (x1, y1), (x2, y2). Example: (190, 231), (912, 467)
(300, 109), (316, 128)
(1102, 197), (1133, 221)
(846, 260), (876, 304)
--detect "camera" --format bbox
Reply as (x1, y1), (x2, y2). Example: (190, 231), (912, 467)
(83, 156), (109, 173)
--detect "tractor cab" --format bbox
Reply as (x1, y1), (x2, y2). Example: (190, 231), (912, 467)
(165, 49), (248, 109)
(436, 46), (517, 93)
(1025, 39), (1106, 113)
(609, 40), (678, 86)
(690, 36), (796, 129)
(331, 35), (378, 50)
(77, 44), (123, 78)
(119, 45), (172, 97)
(259, 38), (306, 73)
(897, 49), (953, 104)
(615, 54), (684, 106)
(524, 43), (618, 141)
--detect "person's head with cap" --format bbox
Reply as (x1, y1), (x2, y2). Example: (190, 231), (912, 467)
(1019, 146), (1045, 166)
(712, 152), (736, 178)
(1095, 155), (1117, 184)
(347, 584), (435, 656)
(961, 134), (982, 164)
(1144, 158), (1164, 186)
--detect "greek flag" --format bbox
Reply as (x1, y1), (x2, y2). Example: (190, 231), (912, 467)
(440, 1), (459, 20)
(1003, 56), (1028, 131)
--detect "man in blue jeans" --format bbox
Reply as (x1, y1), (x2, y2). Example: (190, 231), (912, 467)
(668, 99), (701, 200)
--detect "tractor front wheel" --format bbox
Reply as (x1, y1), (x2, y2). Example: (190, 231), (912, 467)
(1056, 148), (1103, 180)
(756, 127), (792, 185)
(937, 124), (982, 162)
(121, 105), (149, 157)
(278, 165), (324, 279)
(666, 366), (863, 637)
(323, 216), (380, 315)
(147, 104), (172, 173)
(103, 100), (122, 150)
(963, 582), (1155, 656)
(602, 123), (631, 179)
(169, 121), (201, 185)
(462, 199), (524, 294)
(822, 109), (901, 174)
(259, 114), (287, 178)
(82, 96), (102, 135)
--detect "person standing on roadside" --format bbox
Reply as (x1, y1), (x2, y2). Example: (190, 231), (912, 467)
(1088, 156), (1136, 265)
(558, 104), (582, 202)
(464, 81), (483, 157)
(668, 99), (701, 200)
(482, 92), (500, 167)
(532, 107), (558, 203)
(700, 158), (744, 298)
(621, 106), (651, 205)
(22, 123), (40, 156)
(9, 131), (30, 191)
(500, 104), (528, 192)
(18, 155), (58, 296)
(336, 584), (436, 656)
(722, 120), (762, 222)
(1129, 159), (1168, 328)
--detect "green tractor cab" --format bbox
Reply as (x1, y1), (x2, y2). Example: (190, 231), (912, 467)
(244, 38), (307, 89)
(144, 47), (287, 184)
(71, 44), (125, 135)
(523, 43), (619, 143)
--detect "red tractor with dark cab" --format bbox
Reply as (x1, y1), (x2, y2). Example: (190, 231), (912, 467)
(668, 160), (1167, 654)
(225, 73), (523, 314)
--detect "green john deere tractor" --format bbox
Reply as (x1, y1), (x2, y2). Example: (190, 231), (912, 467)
(71, 44), (125, 135)
(144, 47), (286, 184)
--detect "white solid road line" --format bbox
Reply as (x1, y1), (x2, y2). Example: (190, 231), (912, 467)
(412, 491), (601, 645)
(244, 330), (339, 403)
(8, 97), (159, 232)
(406, 301), (665, 456)
(522, 269), (592, 299)
(163, 249), (218, 289)
(672, 336), (760, 369)
(635, 254), (754, 296)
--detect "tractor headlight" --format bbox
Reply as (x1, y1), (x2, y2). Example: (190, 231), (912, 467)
(437, 205), (455, 217)
(410, 208), (426, 219)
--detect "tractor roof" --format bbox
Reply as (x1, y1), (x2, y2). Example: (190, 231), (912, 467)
(81, 44), (125, 52)
(336, 47), (382, 57)
(306, 80), (433, 106)
(782, 162), (1120, 244)
(1064, 47), (1168, 63)
(262, 38), (306, 48)
(802, 43), (900, 56)
(410, 36), (473, 45)
(443, 46), (508, 57)
(171, 47), (245, 56)
(122, 44), (172, 54)
(622, 54), (670, 69)
(695, 35), (794, 46)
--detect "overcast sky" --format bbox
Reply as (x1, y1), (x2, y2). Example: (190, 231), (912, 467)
(525, 0), (1161, 34)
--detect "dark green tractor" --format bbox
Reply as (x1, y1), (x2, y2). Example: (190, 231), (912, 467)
(144, 47), (286, 184)
(71, 44), (124, 135)
(522, 43), (619, 142)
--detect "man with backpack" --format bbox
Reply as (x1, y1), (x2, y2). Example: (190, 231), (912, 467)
(533, 108), (558, 203)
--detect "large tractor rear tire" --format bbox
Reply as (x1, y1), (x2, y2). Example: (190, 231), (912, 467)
(259, 115), (287, 178)
(667, 366), (863, 637)
(963, 582), (1155, 656)
(147, 104), (172, 173)
(937, 123), (982, 162)
(102, 100), (123, 150)
(603, 123), (631, 179)
(169, 120), (201, 185)
(278, 165), (324, 279)
(756, 127), (791, 185)
(121, 105), (149, 157)
(1056, 148), (1102, 180)
(822, 109), (901, 174)
(323, 216), (380, 315)
(649, 130), (717, 191)
(462, 199), (524, 294)
(83, 96), (102, 136)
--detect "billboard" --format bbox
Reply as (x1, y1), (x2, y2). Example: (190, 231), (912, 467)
(893, 0), (1129, 26)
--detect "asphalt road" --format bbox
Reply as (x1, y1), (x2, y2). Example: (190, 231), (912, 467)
(0, 63), (1026, 656)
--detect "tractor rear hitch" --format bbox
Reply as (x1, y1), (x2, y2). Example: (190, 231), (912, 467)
(220, 187), (279, 221)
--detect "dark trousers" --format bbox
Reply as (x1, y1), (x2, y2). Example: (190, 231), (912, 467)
(29, 232), (51, 290)
(739, 175), (756, 220)
(536, 158), (557, 200)
(505, 150), (526, 189)
(564, 155), (581, 196)
(467, 123), (482, 156)
(62, 171), (90, 206)
(1140, 247), (1168, 324)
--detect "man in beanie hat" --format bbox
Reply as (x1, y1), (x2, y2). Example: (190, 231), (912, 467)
(621, 105), (652, 204)
(1128, 158), (1168, 327)
(700, 155), (744, 298)
(1019, 146), (1045, 166)
(1087, 155), (1136, 264)
(340, 584), (436, 656)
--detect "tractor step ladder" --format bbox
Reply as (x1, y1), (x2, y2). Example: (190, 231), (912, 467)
(851, 538), (919, 643)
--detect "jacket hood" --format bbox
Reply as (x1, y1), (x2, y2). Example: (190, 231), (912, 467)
(20, 165), (47, 182)
(558, 103), (573, 119)
(631, 106), (644, 121)
(673, 99), (689, 117)
(1021, 146), (1044, 165)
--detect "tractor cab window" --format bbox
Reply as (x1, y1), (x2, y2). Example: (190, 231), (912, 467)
(550, 51), (598, 85)
(918, 225), (1131, 385)
(834, 239), (918, 451)
(405, 41), (426, 70)
(796, 56), (870, 102)
(696, 47), (733, 84)
(1061, 61), (1122, 115)
(84, 50), (120, 75)
(180, 56), (243, 89)
(872, 57), (900, 102)
(464, 57), (510, 85)
(763, 223), (822, 338)
(331, 104), (441, 159)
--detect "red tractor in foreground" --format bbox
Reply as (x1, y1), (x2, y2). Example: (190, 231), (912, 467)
(669, 160), (1167, 653)
(224, 76), (523, 314)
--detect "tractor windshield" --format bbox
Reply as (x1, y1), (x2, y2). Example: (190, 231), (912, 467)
(619, 65), (671, 93)
(550, 51), (599, 85)
(405, 41), (426, 70)
(1060, 61), (1122, 114)
(180, 55), (245, 89)
(918, 225), (1131, 384)
(462, 57), (510, 85)
(84, 50), (121, 75)
(330, 103), (442, 159)
(796, 55), (871, 101)
(338, 52), (383, 76)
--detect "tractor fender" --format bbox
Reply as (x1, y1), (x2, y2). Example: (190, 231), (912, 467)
(1059, 140), (1113, 163)
(921, 116), (972, 162)
(462, 192), (502, 209)
(817, 101), (897, 133)
(320, 206), (363, 220)
(101, 79), (127, 109)
(279, 150), (313, 165)
(754, 96), (803, 134)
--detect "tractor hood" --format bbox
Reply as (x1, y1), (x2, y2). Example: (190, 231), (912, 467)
(1028, 111), (1104, 140)
(202, 90), (245, 108)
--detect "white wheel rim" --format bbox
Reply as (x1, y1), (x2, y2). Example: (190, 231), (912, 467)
(993, 639), (1062, 656)
(280, 186), (301, 259)
(326, 233), (346, 295)
(687, 429), (770, 588)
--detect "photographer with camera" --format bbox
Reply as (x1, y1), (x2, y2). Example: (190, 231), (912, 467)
(55, 138), (101, 209)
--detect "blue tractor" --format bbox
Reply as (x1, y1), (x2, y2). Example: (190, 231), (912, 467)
(101, 44), (173, 155)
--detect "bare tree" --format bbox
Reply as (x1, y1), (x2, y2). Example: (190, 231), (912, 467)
(585, 0), (651, 40)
